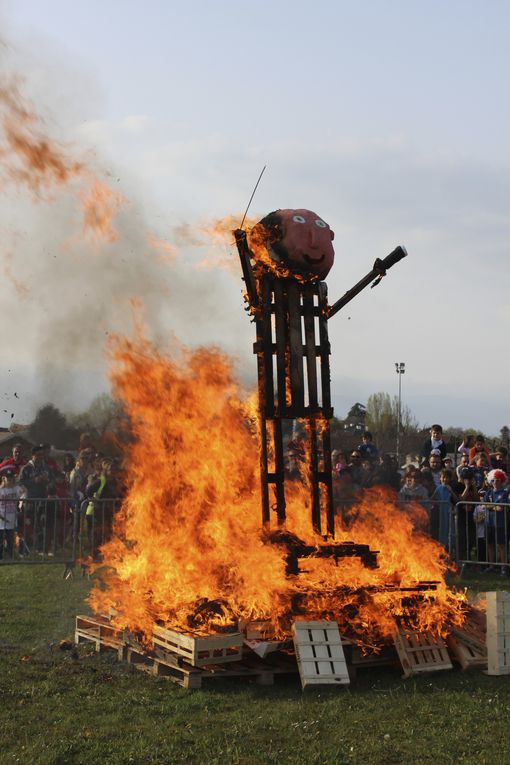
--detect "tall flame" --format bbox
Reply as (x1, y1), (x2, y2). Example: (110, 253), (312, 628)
(90, 332), (466, 647)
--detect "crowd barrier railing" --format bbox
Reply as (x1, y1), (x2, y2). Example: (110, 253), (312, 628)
(335, 493), (510, 574)
(453, 499), (510, 573)
(0, 496), (122, 567)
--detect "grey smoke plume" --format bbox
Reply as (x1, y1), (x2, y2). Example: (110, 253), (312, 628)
(0, 62), (251, 421)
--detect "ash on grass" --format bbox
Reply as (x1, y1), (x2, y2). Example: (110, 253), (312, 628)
(1, 566), (510, 765)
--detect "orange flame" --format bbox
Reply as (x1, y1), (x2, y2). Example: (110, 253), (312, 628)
(89, 332), (466, 647)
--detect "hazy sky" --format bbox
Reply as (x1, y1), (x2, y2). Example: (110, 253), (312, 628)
(1, 0), (510, 435)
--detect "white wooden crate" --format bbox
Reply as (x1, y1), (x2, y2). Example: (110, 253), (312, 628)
(292, 620), (349, 689)
(486, 591), (510, 675)
(152, 624), (243, 667)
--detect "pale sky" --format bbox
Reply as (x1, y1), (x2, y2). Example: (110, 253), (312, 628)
(1, 0), (510, 434)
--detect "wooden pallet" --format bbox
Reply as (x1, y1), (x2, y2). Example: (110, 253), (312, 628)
(75, 615), (297, 689)
(452, 607), (486, 653)
(116, 638), (296, 689)
(75, 614), (126, 658)
(447, 633), (487, 670)
(152, 624), (243, 667)
(292, 620), (350, 689)
(486, 591), (510, 675)
(393, 627), (452, 678)
(350, 644), (397, 670)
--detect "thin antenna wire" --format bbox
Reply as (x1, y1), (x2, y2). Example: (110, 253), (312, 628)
(239, 165), (266, 230)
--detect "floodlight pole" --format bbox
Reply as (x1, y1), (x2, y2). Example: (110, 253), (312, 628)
(395, 362), (405, 465)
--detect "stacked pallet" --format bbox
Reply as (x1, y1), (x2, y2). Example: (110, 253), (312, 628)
(75, 596), (505, 688)
(75, 614), (297, 689)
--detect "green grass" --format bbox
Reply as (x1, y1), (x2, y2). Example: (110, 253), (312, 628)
(1, 566), (510, 765)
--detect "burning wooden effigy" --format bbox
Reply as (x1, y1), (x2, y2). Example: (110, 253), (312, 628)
(77, 208), (473, 688)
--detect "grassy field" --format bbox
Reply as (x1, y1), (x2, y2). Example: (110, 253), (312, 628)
(1, 566), (510, 765)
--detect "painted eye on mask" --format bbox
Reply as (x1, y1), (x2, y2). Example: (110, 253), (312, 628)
(292, 215), (306, 223)
(315, 219), (327, 228)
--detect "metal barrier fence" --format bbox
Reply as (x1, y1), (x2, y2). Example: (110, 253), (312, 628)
(336, 495), (510, 574)
(3, 493), (506, 576)
(0, 496), (122, 568)
(453, 500), (510, 573)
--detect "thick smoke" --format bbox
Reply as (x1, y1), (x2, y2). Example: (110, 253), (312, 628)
(0, 55), (251, 420)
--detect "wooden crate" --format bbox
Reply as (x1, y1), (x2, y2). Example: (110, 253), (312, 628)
(75, 614), (126, 658)
(74, 615), (296, 689)
(152, 624), (243, 667)
(129, 644), (297, 689)
(393, 627), (452, 678)
(239, 619), (276, 640)
(292, 620), (350, 689)
(486, 591), (510, 675)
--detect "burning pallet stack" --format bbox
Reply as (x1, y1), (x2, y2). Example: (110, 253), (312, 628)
(74, 592), (509, 690)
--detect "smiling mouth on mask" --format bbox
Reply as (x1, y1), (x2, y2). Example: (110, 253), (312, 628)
(304, 253), (325, 264)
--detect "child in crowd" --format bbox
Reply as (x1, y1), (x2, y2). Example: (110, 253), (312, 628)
(473, 503), (487, 564)
(0, 470), (24, 560)
(472, 453), (490, 491)
(469, 435), (490, 463)
(457, 466), (479, 564)
(483, 469), (509, 575)
(421, 424), (447, 463)
(399, 469), (430, 506)
(357, 432), (378, 462)
(457, 434), (475, 457)
(490, 446), (508, 473)
(456, 453), (470, 481)
(432, 469), (458, 551)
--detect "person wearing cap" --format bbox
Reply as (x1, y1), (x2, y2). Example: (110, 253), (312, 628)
(483, 469), (509, 575)
(0, 470), (23, 559)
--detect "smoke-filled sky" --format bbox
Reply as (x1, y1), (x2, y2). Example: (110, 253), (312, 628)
(1, 0), (510, 435)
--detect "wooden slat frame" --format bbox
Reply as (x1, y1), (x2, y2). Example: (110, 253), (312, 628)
(302, 285), (319, 411)
(273, 279), (288, 416)
(292, 620), (350, 689)
(447, 633), (487, 671)
(259, 276), (275, 418)
(393, 627), (452, 678)
(287, 282), (304, 413)
(486, 590), (510, 675)
(317, 283), (332, 418)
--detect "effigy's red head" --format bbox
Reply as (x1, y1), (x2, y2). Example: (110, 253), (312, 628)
(257, 208), (335, 279)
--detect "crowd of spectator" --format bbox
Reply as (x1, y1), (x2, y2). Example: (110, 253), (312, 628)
(333, 424), (510, 576)
(0, 436), (123, 560)
(331, 425), (510, 574)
